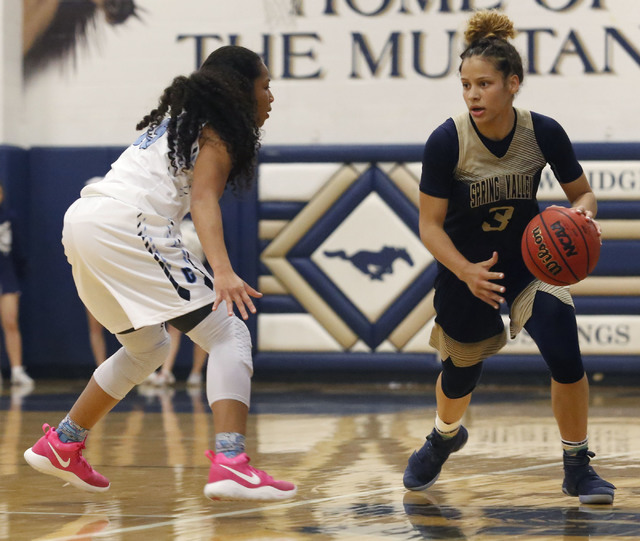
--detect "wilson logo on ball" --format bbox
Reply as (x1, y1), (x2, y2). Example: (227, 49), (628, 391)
(531, 226), (563, 277)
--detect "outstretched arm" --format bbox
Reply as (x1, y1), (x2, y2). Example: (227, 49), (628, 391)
(190, 127), (262, 320)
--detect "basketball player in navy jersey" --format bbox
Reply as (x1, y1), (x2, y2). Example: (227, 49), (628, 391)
(403, 10), (615, 504)
(24, 45), (296, 502)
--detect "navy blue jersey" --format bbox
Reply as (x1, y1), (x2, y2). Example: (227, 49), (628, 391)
(420, 109), (583, 269)
(0, 205), (26, 294)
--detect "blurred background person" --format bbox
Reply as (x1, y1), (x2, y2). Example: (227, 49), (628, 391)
(146, 324), (207, 387)
(0, 183), (34, 387)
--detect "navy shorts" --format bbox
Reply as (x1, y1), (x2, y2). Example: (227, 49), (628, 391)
(0, 259), (20, 295)
(432, 257), (533, 343)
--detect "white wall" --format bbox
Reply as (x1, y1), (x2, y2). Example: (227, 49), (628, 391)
(0, 0), (23, 146)
(15, 0), (640, 147)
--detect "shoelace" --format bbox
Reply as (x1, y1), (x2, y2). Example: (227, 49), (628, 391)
(564, 451), (614, 488)
(232, 454), (275, 482)
(205, 450), (274, 483)
(564, 450), (595, 467)
(248, 464), (274, 482)
(425, 432), (457, 454)
(74, 441), (94, 474)
(46, 426), (93, 475)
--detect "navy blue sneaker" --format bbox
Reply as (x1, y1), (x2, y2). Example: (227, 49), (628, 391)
(403, 426), (468, 491)
(562, 449), (615, 504)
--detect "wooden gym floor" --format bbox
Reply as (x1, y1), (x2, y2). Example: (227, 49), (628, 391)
(0, 377), (639, 540)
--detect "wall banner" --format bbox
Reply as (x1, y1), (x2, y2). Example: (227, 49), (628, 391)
(21, 0), (640, 146)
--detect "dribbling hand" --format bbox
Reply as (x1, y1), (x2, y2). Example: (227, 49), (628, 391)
(570, 205), (602, 245)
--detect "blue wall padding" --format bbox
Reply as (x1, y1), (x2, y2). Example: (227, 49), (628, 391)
(260, 296), (305, 313)
(0, 143), (638, 378)
(540, 201), (640, 219)
(259, 201), (305, 220)
(23, 147), (126, 375)
(592, 241), (640, 275)
(573, 297), (640, 315)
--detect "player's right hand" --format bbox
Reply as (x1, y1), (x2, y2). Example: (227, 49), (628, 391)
(459, 251), (505, 309)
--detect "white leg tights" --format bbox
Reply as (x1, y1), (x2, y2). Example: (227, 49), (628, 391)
(93, 324), (171, 400)
(186, 309), (253, 407)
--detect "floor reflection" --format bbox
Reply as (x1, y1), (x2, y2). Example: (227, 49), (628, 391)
(403, 490), (640, 539)
(0, 380), (638, 540)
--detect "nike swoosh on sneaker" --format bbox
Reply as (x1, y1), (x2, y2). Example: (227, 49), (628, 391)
(47, 442), (71, 468)
(219, 464), (262, 485)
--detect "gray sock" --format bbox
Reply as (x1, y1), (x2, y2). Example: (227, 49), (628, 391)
(215, 432), (246, 458)
(57, 415), (89, 443)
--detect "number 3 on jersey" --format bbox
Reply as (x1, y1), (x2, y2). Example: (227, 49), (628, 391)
(482, 206), (514, 232)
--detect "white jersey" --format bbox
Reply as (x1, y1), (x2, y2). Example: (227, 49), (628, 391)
(65, 120), (214, 333)
(82, 120), (200, 222)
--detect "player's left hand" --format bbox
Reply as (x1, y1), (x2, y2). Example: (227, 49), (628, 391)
(571, 205), (602, 244)
(212, 268), (263, 319)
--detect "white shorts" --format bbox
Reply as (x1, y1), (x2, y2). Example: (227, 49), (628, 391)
(63, 196), (215, 334)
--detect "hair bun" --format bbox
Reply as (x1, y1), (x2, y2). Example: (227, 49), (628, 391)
(464, 9), (516, 46)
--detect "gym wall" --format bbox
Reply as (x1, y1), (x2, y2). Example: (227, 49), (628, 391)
(0, 142), (638, 378)
(1, 0), (639, 377)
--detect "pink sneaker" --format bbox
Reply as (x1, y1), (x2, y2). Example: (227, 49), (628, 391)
(23, 424), (110, 493)
(204, 450), (297, 501)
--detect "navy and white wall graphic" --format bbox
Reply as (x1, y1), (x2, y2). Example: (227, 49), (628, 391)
(255, 147), (640, 375)
(0, 144), (638, 376)
(0, 1), (638, 376)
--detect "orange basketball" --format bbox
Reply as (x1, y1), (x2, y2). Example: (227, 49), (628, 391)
(521, 207), (600, 286)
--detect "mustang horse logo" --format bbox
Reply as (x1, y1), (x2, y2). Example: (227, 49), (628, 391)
(324, 246), (414, 281)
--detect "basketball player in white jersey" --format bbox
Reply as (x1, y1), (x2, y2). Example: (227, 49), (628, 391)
(24, 45), (296, 502)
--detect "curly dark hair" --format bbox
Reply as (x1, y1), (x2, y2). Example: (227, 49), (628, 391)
(459, 10), (524, 84)
(136, 46), (263, 193)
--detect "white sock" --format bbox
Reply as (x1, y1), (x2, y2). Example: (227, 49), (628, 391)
(562, 437), (588, 454)
(435, 413), (461, 439)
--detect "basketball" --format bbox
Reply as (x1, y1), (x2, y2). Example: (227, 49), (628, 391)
(521, 207), (600, 286)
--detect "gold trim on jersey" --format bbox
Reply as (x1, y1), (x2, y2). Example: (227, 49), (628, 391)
(429, 280), (574, 366)
(429, 323), (507, 368)
(510, 280), (574, 338)
(452, 108), (547, 209)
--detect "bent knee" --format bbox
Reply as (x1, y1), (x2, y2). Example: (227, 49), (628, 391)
(441, 358), (483, 399)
